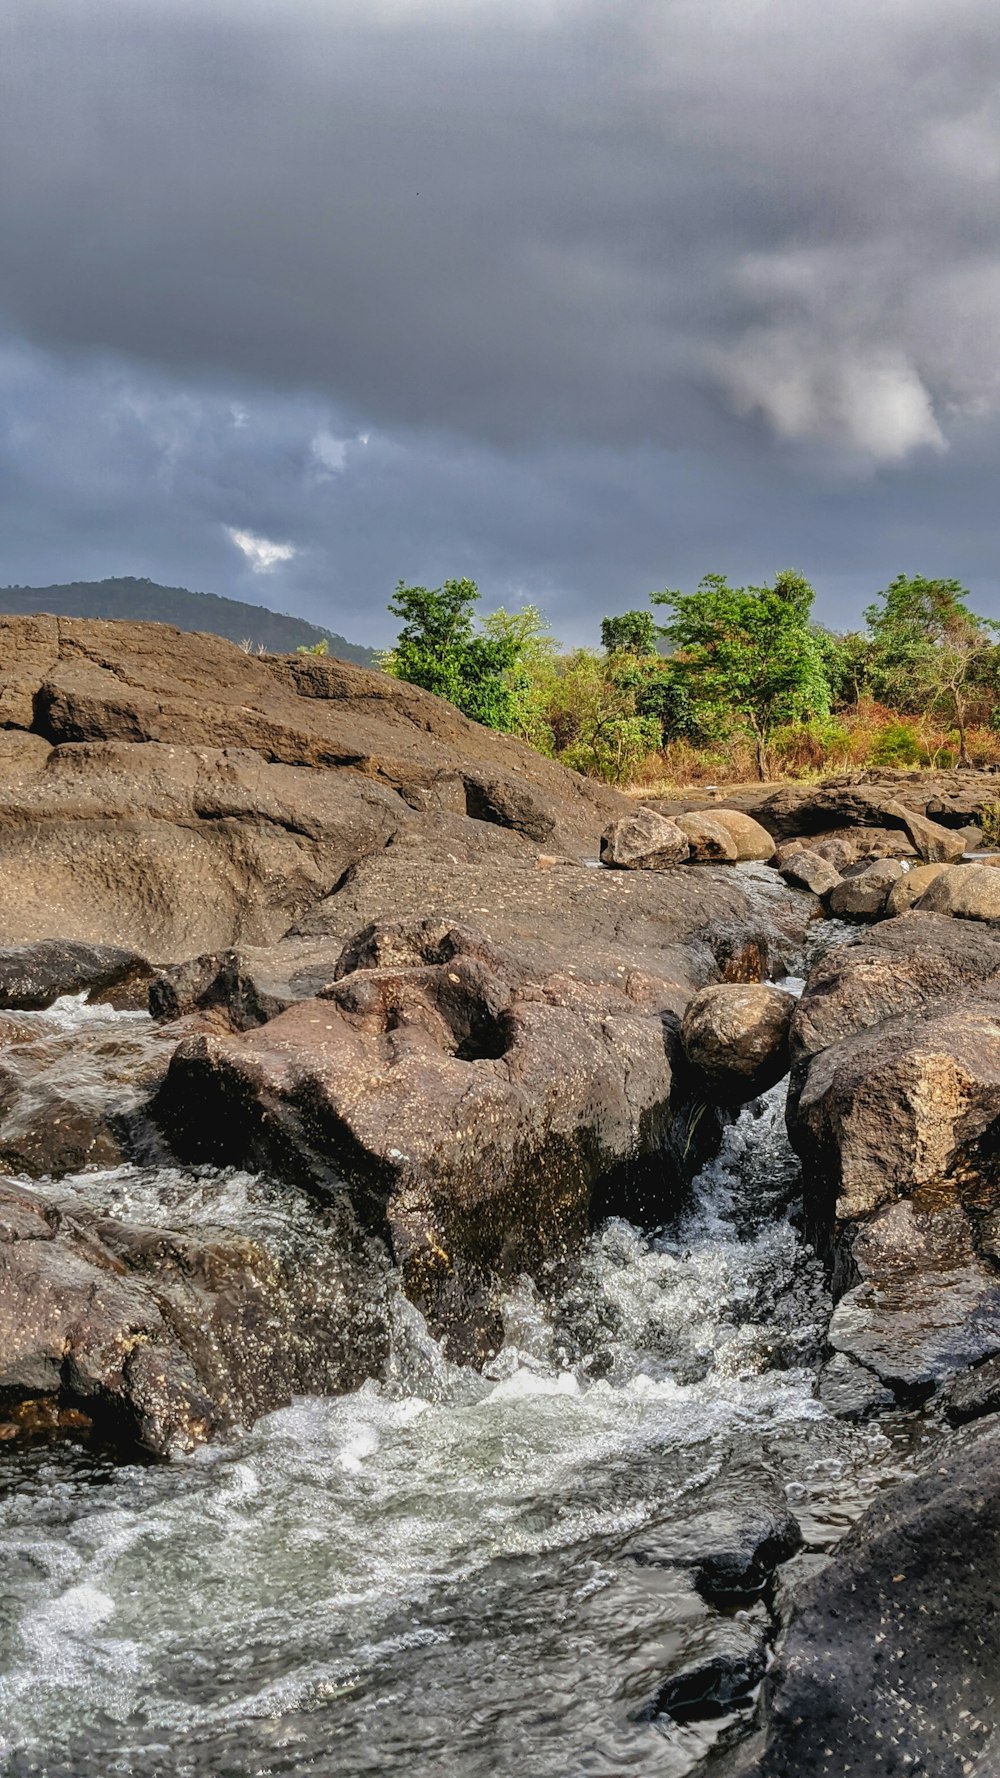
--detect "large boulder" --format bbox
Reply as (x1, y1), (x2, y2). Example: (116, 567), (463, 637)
(917, 860), (1000, 921)
(882, 798), (966, 863)
(701, 808), (775, 862)
(673, 810), (739, 862)
(727, 1419), (1000, 1777)
(885, 859), (949, 915)
(153, 918), (715, 1361)
(681, 984), (795, 1100)
(826, 856), (903, 919)
(600, 808), (690, 869)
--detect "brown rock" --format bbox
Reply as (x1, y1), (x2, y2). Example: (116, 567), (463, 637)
(916, 861), (1000, 921)
(881, 799), (966, 864)
(672, 811), (739, 862)
(701, 808), (775, 862)
(680, 982), (795, 1099)
(884, 861), (949, 915)
(600, 808), (690, 869)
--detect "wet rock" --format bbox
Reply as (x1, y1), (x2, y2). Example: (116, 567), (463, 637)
(623, 1460), (802, 1598)
(816, 1352), (895, 1421)
(940, 1352), (1000, 1426)
(791, 991), (1000, 1228)
(0, 1174), (389, 1457)
(681, 984), (795, 1101)
(884, 859), (949, 914)
(673, 810), (740, 862)
(826, 856), (903, 919)
(723, 1419), (1000, 1778)
(153, 917), (708, 1362)
(643, 1612), (769, 1723)
(789, 911), (1000, 1066)
(917, 860), (1000, 920)
(0, 940), (152, 1011)
(701, 809), (775, 863)
(600, 808), (690, 869)
(775, 848), (840, 896)
(149, 949), (295, 1028)
(829, 1194), (1000, 1396)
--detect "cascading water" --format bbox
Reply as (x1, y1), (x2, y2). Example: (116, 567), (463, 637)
(0, 959), (927, 1778)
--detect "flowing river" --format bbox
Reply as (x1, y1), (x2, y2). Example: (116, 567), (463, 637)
(0, 963), (928, 1778)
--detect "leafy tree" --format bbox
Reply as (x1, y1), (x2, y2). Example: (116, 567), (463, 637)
(600, 610), (657, 657)
(296, 638), (329, 655)
(652, 569), (831, 779)
(814, 628), (873, 709)
(481, 605), (560, 750)
(386, 578), (522, 731)
(865, 575), (997, 767)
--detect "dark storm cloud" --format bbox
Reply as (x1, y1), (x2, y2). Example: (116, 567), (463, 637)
(2, 0), (999, 458)
(1, 1), (999, 639)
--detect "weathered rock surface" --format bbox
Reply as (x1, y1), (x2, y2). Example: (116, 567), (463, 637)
(0, 617), (626, 958)
(775, 847), (840, 896)
(806, 824), (916, 869)
(882, 798), (967, 863)
(681, 984), (795, 1101)
(673, 810), (739, 862)
(725, 1420), (1000, 1778)
(0, 1174), (389, 1456)
(826, 856), (903, 919)
(699, 808), (775, 862)
(884, 859), (948, 914)
(917, 859), (1000, 920)
(153, 912), (737, 1361)
(600, 808), (690, 869)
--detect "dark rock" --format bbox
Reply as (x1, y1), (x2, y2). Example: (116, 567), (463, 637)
(623, 1460), (803, 1599)
(882, 798), (966, 863)
(816, 1352), (895, 1420)
(806, 825), (916, 869)
(776, 848), (840, 896)
(0, 1174), (389, 1457)
(681, 983), (795, 1101)
(940, 1352), (1000, 1426)
(722, 1419), (1000, 1778)
(601, 808), (690, 869)
(826, 857), (903, 919)
(643, 1612), (769, 1723)
(0, 939), (152, 1011)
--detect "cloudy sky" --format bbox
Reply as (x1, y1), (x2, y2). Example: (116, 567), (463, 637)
(1, 0), (998, 648)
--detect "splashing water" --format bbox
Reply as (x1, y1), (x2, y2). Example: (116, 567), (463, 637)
(0, 1046), (922, 1778)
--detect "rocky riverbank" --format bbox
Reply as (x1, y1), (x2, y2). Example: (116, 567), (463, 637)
(3, 616), (1000, 1773)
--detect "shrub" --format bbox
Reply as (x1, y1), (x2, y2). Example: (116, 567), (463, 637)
(868, 720), (924, 767)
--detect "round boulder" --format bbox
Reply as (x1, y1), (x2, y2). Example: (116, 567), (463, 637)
(778, 848), (842, 896)
(884, 861), (949, 917)
(673, 811), (739, 862)
(703, 809), (776, 862)
(600, 809), (690, 870)
(916, 861), (1000, 921)
(681, 982), (795, 1100)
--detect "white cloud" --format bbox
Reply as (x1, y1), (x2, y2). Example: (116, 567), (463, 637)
(226, 526), (297, 572)
(310, 430), (349, 475)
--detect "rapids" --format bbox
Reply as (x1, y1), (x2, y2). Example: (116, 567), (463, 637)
(0, 948), (927, 1776)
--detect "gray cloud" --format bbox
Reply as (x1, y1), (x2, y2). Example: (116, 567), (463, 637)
(1, 1), (999, 641)
(2, 0), (999, 459)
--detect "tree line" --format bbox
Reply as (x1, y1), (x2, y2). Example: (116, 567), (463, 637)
(382, 572), (1000, 784)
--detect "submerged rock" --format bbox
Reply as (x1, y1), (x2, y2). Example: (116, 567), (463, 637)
(0, 940), (152, 1011)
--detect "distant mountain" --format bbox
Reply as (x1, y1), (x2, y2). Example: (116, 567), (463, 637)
(0, 577), (376, 664)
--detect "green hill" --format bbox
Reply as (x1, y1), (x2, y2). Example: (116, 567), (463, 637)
(0, 577), (376, 663)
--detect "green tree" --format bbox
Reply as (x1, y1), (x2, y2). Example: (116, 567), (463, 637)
(386, 579), (523, 732)
(865, 576), (997, 767)
(600, 610), (657, 657)
(814, 628), (873, 708)
(652, 569), (831, 779)
(482, 605), (560, 750)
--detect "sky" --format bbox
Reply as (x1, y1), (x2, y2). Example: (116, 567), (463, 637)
(1, 0), (998, 649)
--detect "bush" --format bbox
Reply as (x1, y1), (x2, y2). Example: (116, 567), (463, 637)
(868, 720), (924, 767)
